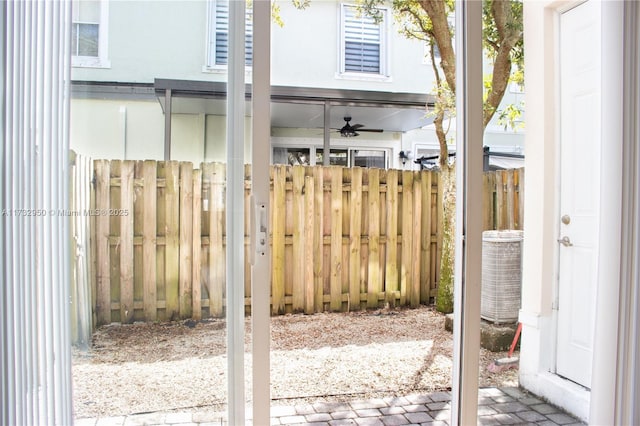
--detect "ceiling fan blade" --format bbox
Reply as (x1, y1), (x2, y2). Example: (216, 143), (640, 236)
(351, 124), (365, 130)
(358, 128), (384, 133)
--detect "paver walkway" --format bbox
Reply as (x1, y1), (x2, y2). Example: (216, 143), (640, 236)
(74, 387), (586, 426)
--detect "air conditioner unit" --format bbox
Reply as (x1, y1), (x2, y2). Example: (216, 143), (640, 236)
(481, 230), (524, 324)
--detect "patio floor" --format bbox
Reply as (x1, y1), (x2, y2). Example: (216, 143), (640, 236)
(74, 387), (586, 426)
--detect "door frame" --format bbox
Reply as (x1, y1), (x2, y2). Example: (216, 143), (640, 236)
(519, 0), (624, 422)
(555, 0), (602, 389)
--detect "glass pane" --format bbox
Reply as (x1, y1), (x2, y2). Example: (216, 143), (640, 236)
(351, 149), (386, 168)
(273, 147), (311, 165)
(316, 148), (348, 166)
(69, 0), (238, 423)
(76, 23), (99, 56)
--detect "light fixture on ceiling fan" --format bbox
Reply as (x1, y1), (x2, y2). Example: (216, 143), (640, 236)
(337, 116), (383, 137)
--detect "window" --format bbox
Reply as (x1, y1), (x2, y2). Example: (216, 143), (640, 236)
(316, 148), (349, 166)
(339, 4), (388, 77)
(207, 0), (253, 68)
(273, 147), (311, 166)
(351, 149), (386, 168)
(273, 146), (388, 169)
(71, 0), (109, 68)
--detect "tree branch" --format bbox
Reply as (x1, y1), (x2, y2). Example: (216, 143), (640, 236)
(419, 0), (456, 95)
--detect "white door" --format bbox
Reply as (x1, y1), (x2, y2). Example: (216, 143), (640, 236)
(556, 0), (601, 389)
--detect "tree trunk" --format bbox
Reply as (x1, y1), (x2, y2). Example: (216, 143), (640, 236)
(436, 163), (455, 313)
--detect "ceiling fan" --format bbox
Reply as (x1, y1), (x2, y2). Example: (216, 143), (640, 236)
(337, 116), (383, 137)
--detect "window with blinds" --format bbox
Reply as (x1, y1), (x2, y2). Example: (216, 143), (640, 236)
(208, 0), (253, 67)
(341, 4), (387, 75)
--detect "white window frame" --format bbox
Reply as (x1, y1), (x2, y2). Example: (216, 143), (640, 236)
(71, 0), (110, 68)
(204, 0), (253, 74)
(337, 3), (391, 82)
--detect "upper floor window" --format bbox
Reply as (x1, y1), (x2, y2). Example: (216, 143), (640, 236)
(339, 4), (388, 78)
(207, 0), (253, 68)
(72, 0), (110, 68)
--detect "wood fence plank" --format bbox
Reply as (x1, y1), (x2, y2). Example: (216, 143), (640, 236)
(83, 161), (529, 324)
(109, 161), (121, 321)
(483, 173), (494, 230)
(313, 166), (324, 312)
(69, 152), (79, 339)
(272, 165), (286, 314)
(411, 173), (422, 307)
(367, 168), (381, 308)
(420, 171), (432, 303)
(141, 161), (157, 321)
(304, 175), (315, 314)
(119, 161), (135, 323)
(179, 162), (193, 318)
(192, 168), (202, 320)
(291, 166), (305, 312)
(70, 152), (93, 344)
(401, 171), (414, 306)
(164, 161), (180, 321)
(496, 170), (505, 230)
(435, 172), (443, 297)
(330, 167), (343, 311)
(95, 160), (111, 326)
(506, 170), (516, 229)
(132, 162), (144, 321)
(349, 167), (363, 311)
(155, 163), (167, 321)
(518, 168), (524, 229)
(210, 163), (226, 317)
(384, 169), (398, 306)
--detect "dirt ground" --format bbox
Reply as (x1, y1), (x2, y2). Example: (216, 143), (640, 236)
(72, 305), (518, 419)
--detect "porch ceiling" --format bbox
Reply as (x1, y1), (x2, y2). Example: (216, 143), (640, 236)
(153, 78), (436, 133)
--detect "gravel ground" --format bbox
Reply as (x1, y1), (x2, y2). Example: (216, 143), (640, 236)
(72, 305), (518, 419)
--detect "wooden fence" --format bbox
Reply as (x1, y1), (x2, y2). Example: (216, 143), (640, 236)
(70, 155), (523, 328)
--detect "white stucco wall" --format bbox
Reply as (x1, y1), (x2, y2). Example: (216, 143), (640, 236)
(71, 0), (434, 95)
(70, 99), (253, 165)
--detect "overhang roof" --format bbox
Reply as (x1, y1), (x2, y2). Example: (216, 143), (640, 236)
(71, 79), (436, 133)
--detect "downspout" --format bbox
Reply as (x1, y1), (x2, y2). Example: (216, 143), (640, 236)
(164, 88), (172, 161)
